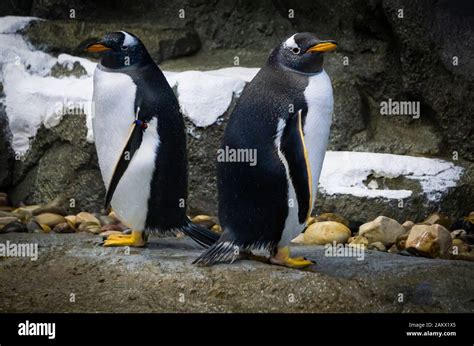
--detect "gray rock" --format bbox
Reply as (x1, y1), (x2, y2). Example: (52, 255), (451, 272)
(0, 97), (13, 189)
(0, 233), (472, 312)
(8, 113), (105, 213)
(23, 20), (201, 64)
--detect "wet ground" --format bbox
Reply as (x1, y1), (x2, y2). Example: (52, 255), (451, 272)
(0, 232), (473, 313)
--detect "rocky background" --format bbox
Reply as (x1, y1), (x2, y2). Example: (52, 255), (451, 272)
(0, 0), (473, 221)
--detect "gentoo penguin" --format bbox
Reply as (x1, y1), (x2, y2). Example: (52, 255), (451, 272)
(86, 31), (218, 248)
(194, 33), (336, 267)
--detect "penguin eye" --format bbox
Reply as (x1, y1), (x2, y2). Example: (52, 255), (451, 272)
(121, 45), (129, 51)
(291, 47), (301, 55)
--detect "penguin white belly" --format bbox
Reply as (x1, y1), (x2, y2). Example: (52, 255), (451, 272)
(111, 118), (159, 230)
(303, 69), (333, 211)
(92, 67), (159, 230)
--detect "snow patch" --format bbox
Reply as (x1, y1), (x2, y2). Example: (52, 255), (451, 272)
(319, 151), (463, 201)
(0, 16), (41, 34)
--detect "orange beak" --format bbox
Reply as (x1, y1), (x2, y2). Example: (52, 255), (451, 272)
(307, 41), (337, 53)
(85, 43), (111, 53)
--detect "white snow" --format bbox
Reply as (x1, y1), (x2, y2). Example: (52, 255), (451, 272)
(319, 151), (463, 201)
(0, 16), (41, 34)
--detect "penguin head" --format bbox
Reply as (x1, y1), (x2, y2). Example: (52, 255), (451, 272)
(269, 32), (337, 74)
(86, 31), (152, 69)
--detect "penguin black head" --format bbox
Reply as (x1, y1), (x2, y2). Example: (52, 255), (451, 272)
(268, 32), (337, 74)
(86, 31), (153, 69)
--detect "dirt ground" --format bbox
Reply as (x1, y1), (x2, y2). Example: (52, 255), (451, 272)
(0, 232), (473, 313)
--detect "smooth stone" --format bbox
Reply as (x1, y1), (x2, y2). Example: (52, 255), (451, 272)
(402, 220), (415, 232)
(40, 224), (52, 233)
(99, 215), (117, 226)
(388, 244), (399, 253)
(303, 221), (351, 245)
(396, 233), (410, 250)
(306, 216), (316, 226)
(76, 212), (101, 226)
(1, 221), (27, 233)
(451, 229), (466, 239)
(26, 220), (42, 233)
(34, 213), (66, 227)
(359, 216), (406, 246)
(348, 235), (369, 249)
(406, 224), (452, 258)
(191, 214), (217, 229)
(211, 224), (222, 233)
(291, 233), (305, 244)
(64, 215), (77, 226)
(422, 212), (451, 229)
(0, 206), (14, 212)
(316, 213), (349, 227)
(0, 216), (19, 225)
(0, 211), (17, 218)
(53, 222), (75, 233)
(452, 239), (471, 254)
(368, 241), (386, 251)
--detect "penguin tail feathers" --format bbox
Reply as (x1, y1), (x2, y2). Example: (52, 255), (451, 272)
(192, 241), (238, 266)
(180, 220), (220, 248)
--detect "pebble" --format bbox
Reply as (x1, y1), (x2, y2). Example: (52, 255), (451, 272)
(450, 229), (466, 239)
(26, 220), (42, 233)
(452, 239), (471, 254)
(211, 224), (222, 233)
(291, 233), (305, 244)
(191, 214), (217, 229)
(359, 216), (406, 246)
(34, 213), (66, 227)
(348, 235), (369, 248)
(396, 233), (409, 250)
(76, 212), (101, 226)
(0, 216), (19, 226)
(306, 216), (316, 226)
(1, 221), (27, 233)
(405, 224), (452, 258)
(77, 221), (101, 234)
(422, 212), (451, 229)
(402, 221), (415, 232)
(302, 221), (351, 245)
(53, 222), (75, 233)
(64, 215), (77, 226)
(40, 224), (52, 233)
(368, 241), (386, 251)
(99, 215), (117, 226)
(316, 213), (349, 227)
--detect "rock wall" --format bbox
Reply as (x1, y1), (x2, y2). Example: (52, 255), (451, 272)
(1, 0), (473, 221)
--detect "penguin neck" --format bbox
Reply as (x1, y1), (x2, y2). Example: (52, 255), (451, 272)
(275, 62), (324, 77)
(99, 51), (154, 70)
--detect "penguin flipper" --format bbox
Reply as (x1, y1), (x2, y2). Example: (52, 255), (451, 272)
(104, 122), (145, 209)
(192, 240), (238, 266)
(280, 109), (312, 224)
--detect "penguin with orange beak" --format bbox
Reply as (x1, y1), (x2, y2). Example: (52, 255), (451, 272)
(194, 33), (337, 267)
(86, 31), (218, 248)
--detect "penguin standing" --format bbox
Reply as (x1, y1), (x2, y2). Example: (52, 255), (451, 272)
(194, 33), (336, 267)
(86, 31), (218, 248)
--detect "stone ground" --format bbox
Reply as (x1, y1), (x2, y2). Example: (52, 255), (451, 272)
(0, 233), (473, 313)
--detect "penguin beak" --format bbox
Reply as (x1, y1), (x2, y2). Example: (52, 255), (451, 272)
(85, 42), (112, 53)
(307, 41), (337, 53)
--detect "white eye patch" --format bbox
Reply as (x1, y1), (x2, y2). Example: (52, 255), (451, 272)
(283, 33), (299, 49)
(121, 31), (137, 46)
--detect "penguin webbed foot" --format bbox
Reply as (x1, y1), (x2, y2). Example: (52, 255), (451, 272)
(102, 230), (146, 247)
(270, 246), (314, 269)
